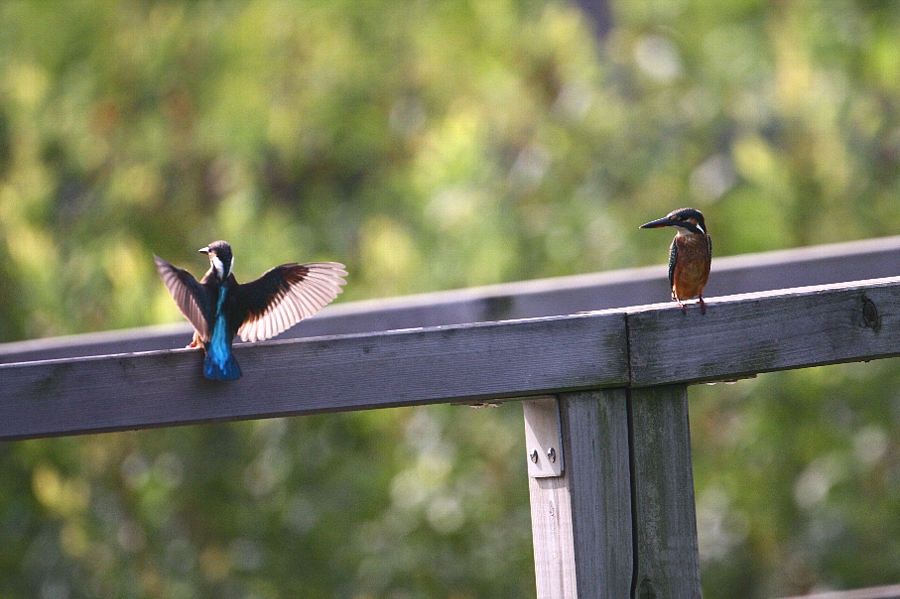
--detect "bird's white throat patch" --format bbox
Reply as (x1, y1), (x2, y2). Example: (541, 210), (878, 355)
(674, 223), (705, 236)
(211, 254), (230, 279)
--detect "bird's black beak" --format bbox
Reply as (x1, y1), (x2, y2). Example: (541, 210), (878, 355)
(639, 217), (679, 229)
(198, 246), (210, 254)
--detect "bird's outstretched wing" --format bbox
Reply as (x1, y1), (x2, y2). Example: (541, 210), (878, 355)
(234, 262), (347, 343)
(154, 255), (212, 340)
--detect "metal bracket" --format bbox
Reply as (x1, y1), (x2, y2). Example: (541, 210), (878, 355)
(523, 396), (564, 478)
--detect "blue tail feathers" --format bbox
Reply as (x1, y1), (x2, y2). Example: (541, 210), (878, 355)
(204, 349), (242, 381)
(204, 301), (241, 381)
(202, 289), (242, 381)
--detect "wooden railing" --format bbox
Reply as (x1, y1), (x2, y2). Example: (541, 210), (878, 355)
(3, 236), (900, 598)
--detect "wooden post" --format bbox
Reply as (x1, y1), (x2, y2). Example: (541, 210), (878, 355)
(629, 384), (702, 599)
(525, 389), (633, 599)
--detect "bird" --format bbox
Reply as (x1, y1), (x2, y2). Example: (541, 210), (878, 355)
(639, 207), (712, 314)
(154, 241), (347, 381)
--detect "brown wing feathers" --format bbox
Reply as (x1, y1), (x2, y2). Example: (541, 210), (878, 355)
(154, 255), (212, 340)
(236, 262), (347, 343)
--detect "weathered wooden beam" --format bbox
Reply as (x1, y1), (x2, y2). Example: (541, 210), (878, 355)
(4, 277), (900, 442)
(627, 277), (900, 387)
(0, 312), (628, 441)
(629, 384), (701, 599)
(526, 390), (633, 599)
(4, 236), (900, 363)
(778, 584), (900, 599)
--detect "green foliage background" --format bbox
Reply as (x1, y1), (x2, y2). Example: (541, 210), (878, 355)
(2, 0), (900, 597)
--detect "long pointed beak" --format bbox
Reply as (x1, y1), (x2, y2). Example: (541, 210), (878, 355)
(639, 217), (679, 229)
(198, 246), (210, 254)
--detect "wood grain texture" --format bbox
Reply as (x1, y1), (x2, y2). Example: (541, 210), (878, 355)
(777, 583), (900, 599)
(628, 277), (900, 386)
(527, 390), (633, 599)
(629, 385), (701, 599)
(0, 312), (627, 441)
(529, 474), (578, 599)
(4, 276), (900, 443)
(4, 236), (900, 363)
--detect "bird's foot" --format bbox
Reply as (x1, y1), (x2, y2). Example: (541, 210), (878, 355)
(677, 300), (687, 315)
(699, 296), (707, 315)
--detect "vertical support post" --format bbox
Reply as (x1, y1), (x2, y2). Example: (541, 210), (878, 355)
(629, 384), (702, 599)
(525, 389), (633, 599)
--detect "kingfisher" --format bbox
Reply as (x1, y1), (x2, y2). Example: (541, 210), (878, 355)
(640, 207), (712, 314)
(154, 241), (347, 381)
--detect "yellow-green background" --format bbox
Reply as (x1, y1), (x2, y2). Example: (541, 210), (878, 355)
(2, 1), (899, 597)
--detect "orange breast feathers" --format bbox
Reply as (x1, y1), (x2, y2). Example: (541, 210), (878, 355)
(671, 233), (711, 302)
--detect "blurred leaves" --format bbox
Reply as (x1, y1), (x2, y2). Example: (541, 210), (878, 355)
(3, 0), (900, 597)
(693, 363), (900, 597)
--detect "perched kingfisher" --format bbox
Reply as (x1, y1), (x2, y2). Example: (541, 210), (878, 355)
(154, 241), (347, 381)
(640, 207), (712, 314)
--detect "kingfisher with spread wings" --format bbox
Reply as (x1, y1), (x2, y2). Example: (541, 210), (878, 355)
(154, 241), (347, 381)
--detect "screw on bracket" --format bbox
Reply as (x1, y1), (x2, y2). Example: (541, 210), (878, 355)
(523, 397), (564, 477)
